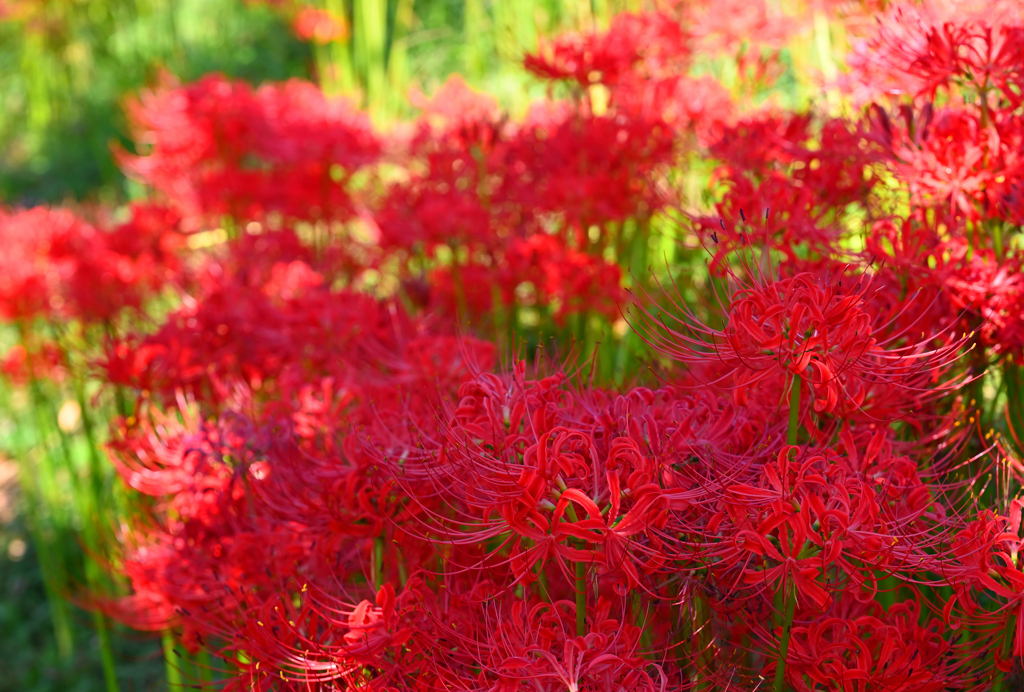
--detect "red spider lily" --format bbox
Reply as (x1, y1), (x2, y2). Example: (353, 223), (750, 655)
(889, 108), (993, 218)
(711, 441), (958, 610)
(120, 74), (379, 224)
(524, 12), (689, 90)
(478, 598), (666, 692)
(503, 106), (677, 234)
(632, 74), (735, 147)
(845, 1), (1024, 105)
(782, 595), (963, 692)
(634, 261), (968, 419)
(502, 234), (626, 324)
(944, 244), (1024, 356)
(0, 207), (87, 321)
(696, 112), (883, 270)
(869, 100), (1024, 226)
(98, 232), (433, 405)
(0, 206), (183, 323)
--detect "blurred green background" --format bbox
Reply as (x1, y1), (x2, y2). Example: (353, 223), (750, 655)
(0, 0), (312, 204)
(0, 0), (621, 207)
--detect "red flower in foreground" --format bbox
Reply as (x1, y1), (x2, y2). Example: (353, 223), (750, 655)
(634, 262), (966, 417)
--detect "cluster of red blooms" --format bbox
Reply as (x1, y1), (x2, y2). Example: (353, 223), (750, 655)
(848, 0), (1024, 357)
(8, 3), (1024, 690)
(120, 75), (380, 226)
(0, 203), (183, 325)
(92, 231), (990, 691)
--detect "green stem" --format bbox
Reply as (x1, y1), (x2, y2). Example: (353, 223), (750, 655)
(813, 11), (838, 111)
(787, 375), (802, 445)
(12, 446), (73, 660)
(773, 580), (797, 692)
(876, 571), (897, 611)
(1006, 361), (1024, 456)
(39, 538), (75, 660)
(774, 374), (802, 692)
(574, 559), (586, 636)
(563, 503), (587, 636)
(372, 536), (385, 588)
(387, 0), (416, 118)
(694, 590), (712, 691)
(464, 0), (487, 81)
(196, 648), (214, 684)
(323, 0), (355, 94)
(19, 325), (75, 660)
(163, 631), (183, 692)
(993, 610), (1016, 692)
(614, 219), (649, 385)
(448, 247), (469, 327)
(54, 331), (121, 691)
(535, 561), (551, 602)
(94, 611), (120, 692)
(353, 0), (387, 114)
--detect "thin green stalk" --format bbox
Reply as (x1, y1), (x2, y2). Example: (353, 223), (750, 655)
(19, 326), (76, 660)
(387, 0), (416, 118)
(23, 32), (54, 133)
(372, 535), (385, 588)
(23, 446), (75, 660)
(42, 548), (75, 660)
(568, 311), (586, 367)
(614, 219), (649, 385)
(992, 611), (1016, 692)
(324, 0), (355, 94)
(492, 285), (513, 356)
(195, 648), (214, 685)
(774, 374), (802, 692)
(631, 591), (652, 654)
(582, 313), (600, 381)
(787, 375), (802, 446)
(515, 0), (537, 51)
(1006, 361), (1024, 456)
(574, 559), (586, 636)
(76, 396), (121, 692)
(313, 42), (334, 92)
(813, 11), (838, 111)
(94, 611), (120, 692)
(464, 0), (487, 80)
(72, 365), (107, 526)
(17, 457), (75, 661)
(163, 631), (184, 692)
(876, 572), (897, 611)
(563, 503), (587, 636)
(353, 0), (387, 115)
(448, 246), (469, 327)
(773, 580), (797, 692)
(535, 560), (551, 602)
(493, 0), (517, 60)
(50, 329), (121, 691)
(694, 590), (712, 691)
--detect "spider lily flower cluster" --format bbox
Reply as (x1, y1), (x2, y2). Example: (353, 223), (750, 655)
(5, 2), (1024, 691)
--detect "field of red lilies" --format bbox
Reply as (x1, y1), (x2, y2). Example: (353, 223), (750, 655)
(4, 1), (1024, 690)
